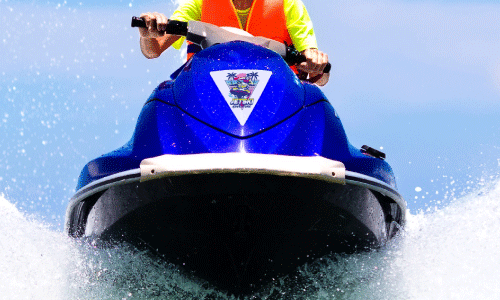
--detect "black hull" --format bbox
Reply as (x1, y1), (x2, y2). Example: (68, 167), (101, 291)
(70, 173), (403, 294)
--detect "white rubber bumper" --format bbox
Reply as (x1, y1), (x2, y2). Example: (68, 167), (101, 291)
(140, 153), (346, 184)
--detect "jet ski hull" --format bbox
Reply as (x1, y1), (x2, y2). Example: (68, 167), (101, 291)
(67, 154), (404, 293)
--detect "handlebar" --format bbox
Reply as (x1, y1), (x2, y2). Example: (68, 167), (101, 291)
(132, 16), (188, 36)
(131, 16), (146, 28)
(132, 16), (330, 74)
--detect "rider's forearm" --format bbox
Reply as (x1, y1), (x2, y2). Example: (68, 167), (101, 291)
(140, 37), (163, 59)
(140, 35), (182, 59)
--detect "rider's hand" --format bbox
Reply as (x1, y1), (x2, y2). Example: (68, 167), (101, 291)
(297, 48), (328, 74)
(139, 12), (168, 38)
(297, 48), (330, 86)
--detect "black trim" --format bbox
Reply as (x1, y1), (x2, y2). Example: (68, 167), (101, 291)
(144, 97), (176, 106)
(68, 190), (105, 238)
(74, 165), (400, 207)
(361, 145), (386, 160)
(147, 98), (329, 139)
(74, 172), (140, 199)
(305, 99), (329, 107)
(345, 174), (400, 201)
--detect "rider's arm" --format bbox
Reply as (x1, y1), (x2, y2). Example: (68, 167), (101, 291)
(284, 0), (317, 53)
(139, 0), (201, 58)
(285, 0), (329, 85)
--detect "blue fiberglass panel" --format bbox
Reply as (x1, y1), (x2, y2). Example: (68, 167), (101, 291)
(77, 100), (211, 189)
(147, 80), (176, 105)
(77, 99), (395, 190)
(173, 42), (304, 138)
(76, 42), (396, 190)
(76, 140), (139, 190)
(302, 81), (328, 106)
(266, 100), (396, 187)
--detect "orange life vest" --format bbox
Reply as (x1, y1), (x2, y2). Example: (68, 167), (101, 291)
(187, 0), (293, 61)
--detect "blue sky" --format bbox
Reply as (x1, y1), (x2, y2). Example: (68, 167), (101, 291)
(1, 0), (499, 227)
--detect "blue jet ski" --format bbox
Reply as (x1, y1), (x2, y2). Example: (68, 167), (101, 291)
(65, 18), (406, 294)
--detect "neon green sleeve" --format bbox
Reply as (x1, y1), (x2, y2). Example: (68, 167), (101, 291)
(169, 0), (203, 49)
(284, 0), (318, 52)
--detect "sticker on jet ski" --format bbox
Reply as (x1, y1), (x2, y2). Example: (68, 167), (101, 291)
(210, 70), (272, 126)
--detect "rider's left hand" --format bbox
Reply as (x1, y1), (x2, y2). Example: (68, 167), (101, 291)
(297, 48), (330, 86)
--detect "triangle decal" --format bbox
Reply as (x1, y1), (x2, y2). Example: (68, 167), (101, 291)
(210, 70), (272, 126)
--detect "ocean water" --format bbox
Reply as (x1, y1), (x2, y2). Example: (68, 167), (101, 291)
(1, 179), (499, 300)
(2, 0), (500, 299)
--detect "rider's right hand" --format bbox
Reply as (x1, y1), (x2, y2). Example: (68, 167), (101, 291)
(139, 12), (168, 38)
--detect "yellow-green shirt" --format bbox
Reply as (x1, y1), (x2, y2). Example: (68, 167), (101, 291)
(170, 0), (318, 52)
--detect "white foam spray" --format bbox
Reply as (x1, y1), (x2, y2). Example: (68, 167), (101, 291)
(1, 179), (500, 299)
(0, 196), (79, 300)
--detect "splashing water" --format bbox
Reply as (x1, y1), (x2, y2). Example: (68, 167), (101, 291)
(1, 179), (500, 299)
(0, 196), (77, 299)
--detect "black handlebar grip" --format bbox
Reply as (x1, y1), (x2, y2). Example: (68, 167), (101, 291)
(324, 62), (331, 74)
(131, 16), (146, 28)
(131, 17), (188, 36)
(297, 56), (332, 74)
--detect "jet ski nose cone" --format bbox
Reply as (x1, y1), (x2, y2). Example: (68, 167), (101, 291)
(174, 42), (305, 136)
